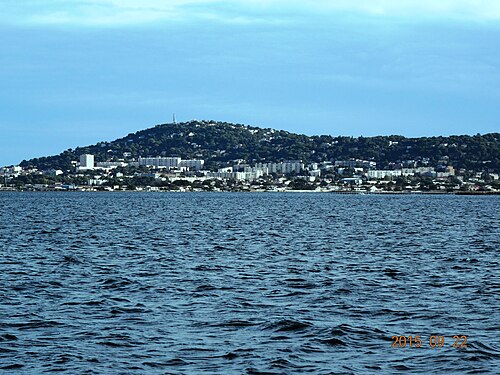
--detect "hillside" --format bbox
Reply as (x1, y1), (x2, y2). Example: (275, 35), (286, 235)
(20, 120), (500, 172)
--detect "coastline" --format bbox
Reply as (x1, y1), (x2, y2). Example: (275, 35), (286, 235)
(1, 188), (498, 195)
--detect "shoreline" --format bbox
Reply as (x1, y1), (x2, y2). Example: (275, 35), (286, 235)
(1, 188), (498, 195)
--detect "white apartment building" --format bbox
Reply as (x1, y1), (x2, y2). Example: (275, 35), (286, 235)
(0, 166), (23, 177)
(96, 161), (128, 169)
(138, 157), (181, 168)
(335, 159), (377, 168)
(244, 166), (268, 176)
(179, 159), (205, 171)
(255, 161), (304, 175)
(281, 161), (304, 174)
(401, 167), (436, 176)
(205, 171), (262, 181)
(367, 170), (402, 179)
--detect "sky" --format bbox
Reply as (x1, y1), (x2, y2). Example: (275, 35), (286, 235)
(1, 0), (499, 166)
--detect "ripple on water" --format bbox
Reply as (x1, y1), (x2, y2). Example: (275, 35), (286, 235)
(0, 192), (498, 373)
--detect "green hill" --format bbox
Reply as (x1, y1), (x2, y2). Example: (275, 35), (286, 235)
(20, 120), (499, 172)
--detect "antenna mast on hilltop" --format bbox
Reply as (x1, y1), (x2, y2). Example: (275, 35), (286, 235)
(173, 113), (176, 124)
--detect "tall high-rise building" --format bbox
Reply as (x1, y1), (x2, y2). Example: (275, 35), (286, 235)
(80, 154), (94, 170)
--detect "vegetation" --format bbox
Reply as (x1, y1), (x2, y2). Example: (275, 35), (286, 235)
(20, 120), (499, 172)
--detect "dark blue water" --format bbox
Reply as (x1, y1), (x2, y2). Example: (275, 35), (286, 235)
(0, 192), (499, 374)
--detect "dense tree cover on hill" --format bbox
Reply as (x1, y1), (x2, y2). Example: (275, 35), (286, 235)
(20, 120), (499, 172)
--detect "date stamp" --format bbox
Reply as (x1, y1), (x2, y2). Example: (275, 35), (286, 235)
(391, 335), (467, 349)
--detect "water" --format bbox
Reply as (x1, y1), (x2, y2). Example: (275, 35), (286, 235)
(0, 192), (499, 374)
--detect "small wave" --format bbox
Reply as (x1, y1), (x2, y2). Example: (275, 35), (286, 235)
(267, 290), (309, 298)
(8, 320), (65, 330)
(320, 324), (386, 348)
(179, 347), (215, 352)
(365, 365), (382, 370)
(62, 254), (82, 264)
(39, 229), (59, 235)
(109, 304), (151, 314)
(100, 278), (133, 289)
(143, 359), (188, 367)
(269, 358), (292, 368)
(194, 284), (217, 292)
(192, 265), (226, 272)
(216, 319), (259, 328)
(213, 245), (229, 250)
(109, 297), (131, 302)
(266, 319), (312, 332)
(319, 337), (347, 346)
(0, 348), (16, 354)
(0, 364), (24, 370)
(0, 334), (17, 341)
(383, 268), (404, 278)
(392, 364), (412, 371)
(246, 367), (281, 375)
(286, 282), (317, 289)
(48, 281), (64, 287)
(335, 287), (352, 294)
(267, 232), (285, 238)
(468, 341), (500, 360)
(269, 335), (290, 341)
(97, 341), (135, 348)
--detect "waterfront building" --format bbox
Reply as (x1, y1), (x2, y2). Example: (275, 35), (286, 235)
(367, 170), (402, 179)
(341, 177), (363, 185)
(205, 171), (262, 181)
(310, 169), (321, 177)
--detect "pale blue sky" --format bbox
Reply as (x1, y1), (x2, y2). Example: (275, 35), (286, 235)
(1, 0), (499, 166)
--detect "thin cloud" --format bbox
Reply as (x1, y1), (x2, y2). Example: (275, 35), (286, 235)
(2, 0), (500, 27)
(314, 0), (500, 20)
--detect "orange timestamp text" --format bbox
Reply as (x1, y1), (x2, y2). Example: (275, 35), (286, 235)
(391, 335), (467, 349)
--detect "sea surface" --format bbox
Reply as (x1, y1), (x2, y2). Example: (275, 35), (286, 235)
(0, 192), (499, 374)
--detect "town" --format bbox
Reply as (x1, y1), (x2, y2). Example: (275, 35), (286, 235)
(1, 152), (498, 193)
